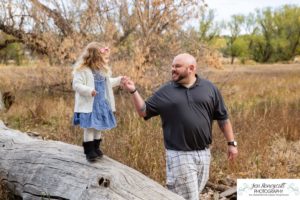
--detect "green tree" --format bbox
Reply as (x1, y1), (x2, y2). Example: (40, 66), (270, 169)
(250, 8), (274, 62)
(198, 8), (222, 44)
(0, 32), (24, 65)
(272, 5), (300, 61)
(224, 15), (245, 64)
(249, 5), (300, 62)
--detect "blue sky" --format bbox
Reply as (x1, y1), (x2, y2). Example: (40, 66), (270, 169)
(206, 0), (300, 21)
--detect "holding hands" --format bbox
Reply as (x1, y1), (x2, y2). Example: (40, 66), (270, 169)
(120, 76), (146, 117)
(121, 76), (136, 93)
(91, 76), (136, 97)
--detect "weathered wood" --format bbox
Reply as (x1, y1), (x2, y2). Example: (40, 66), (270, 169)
(219, 187), (237, 198)
(0, 121), (184, 200)
(0, 92), (4, 111)
(206, 181), (230, 192)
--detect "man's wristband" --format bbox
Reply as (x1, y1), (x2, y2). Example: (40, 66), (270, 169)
(130, 88), (137, 94)
(228, 140), (237, 147)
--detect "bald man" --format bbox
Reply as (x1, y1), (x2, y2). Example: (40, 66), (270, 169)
(121, 53), (238, 200)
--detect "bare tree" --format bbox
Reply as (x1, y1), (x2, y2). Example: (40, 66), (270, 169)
(113, 0), (201, 80)
(0, 0), (203, 66)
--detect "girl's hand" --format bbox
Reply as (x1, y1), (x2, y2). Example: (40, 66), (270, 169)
(91, 90), (97, 97)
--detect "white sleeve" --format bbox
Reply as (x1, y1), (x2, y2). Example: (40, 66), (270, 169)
(72, 71), (94, 97)
(109, 76), (122, 88)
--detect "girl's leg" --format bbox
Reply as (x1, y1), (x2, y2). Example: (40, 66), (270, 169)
(82, 128), (98, 162)
(93, 130), (103, 158)
(93, 130), (101, 140)
(83, 128), (94, 142)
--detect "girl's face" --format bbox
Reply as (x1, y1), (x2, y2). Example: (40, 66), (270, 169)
(99, 47), (110, 64)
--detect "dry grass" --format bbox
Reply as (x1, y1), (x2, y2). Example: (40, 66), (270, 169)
(0, 63), (299, 196)
(0, 181), (10, 200)
(208, 66), (300, 181)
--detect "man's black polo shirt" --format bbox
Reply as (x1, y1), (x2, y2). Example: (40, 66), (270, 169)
(144, 75), (228, 151)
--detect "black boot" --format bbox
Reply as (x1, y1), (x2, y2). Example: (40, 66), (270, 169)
(94, 139), (104, 158)
(82, 141), (98, 162)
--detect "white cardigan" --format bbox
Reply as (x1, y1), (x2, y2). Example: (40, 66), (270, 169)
(72, 67), (121, 113)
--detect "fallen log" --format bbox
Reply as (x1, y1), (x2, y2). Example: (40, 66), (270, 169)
(0, 121), (184, 200)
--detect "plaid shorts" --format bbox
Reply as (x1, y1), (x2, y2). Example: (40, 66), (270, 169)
(166, 148), (211, 200)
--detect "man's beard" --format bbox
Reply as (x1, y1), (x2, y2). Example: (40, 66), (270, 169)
(173, 70), (189, 83)
(175, 74), (186, 83)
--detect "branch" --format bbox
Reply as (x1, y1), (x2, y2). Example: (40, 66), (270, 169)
(29, 0), (73, 36)
(0, 22), (49, 55)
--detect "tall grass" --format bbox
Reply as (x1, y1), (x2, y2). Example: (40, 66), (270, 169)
(0, 64), (299, 197)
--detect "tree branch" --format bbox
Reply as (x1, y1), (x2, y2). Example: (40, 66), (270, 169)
(29, 0), (73, 36)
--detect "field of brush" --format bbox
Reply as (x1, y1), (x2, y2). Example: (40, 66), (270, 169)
(0, 63), (299, 198)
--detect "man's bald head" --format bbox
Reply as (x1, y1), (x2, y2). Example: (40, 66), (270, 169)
(171, 53), (197, 85)
(173, 53), (197, 70)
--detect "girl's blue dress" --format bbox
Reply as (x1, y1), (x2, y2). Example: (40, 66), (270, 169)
(73, 71), (116, 130)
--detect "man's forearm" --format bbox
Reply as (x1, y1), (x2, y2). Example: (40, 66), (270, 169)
(130, 90), (146, 117)
(217, 119), (235, 141)
(218, 119), (238, 160)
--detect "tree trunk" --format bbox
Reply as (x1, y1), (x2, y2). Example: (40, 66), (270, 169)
(0, 121), (184, 200)
(230, 56), (235, 64)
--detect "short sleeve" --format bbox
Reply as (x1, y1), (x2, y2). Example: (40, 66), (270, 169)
(212, 86), (228, 120)
(144, 91), (161, 120)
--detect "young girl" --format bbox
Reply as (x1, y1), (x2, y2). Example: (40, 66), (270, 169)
(72, 42), (122, 162)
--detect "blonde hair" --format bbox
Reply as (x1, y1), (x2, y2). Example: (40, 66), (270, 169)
(73, 42), (111, 76)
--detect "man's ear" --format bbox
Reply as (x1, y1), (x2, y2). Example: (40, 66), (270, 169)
(189, 64), (195, 72)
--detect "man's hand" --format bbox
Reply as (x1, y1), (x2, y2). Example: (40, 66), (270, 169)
(228, 146), (238, 160)
(121, 76), (136, 93)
